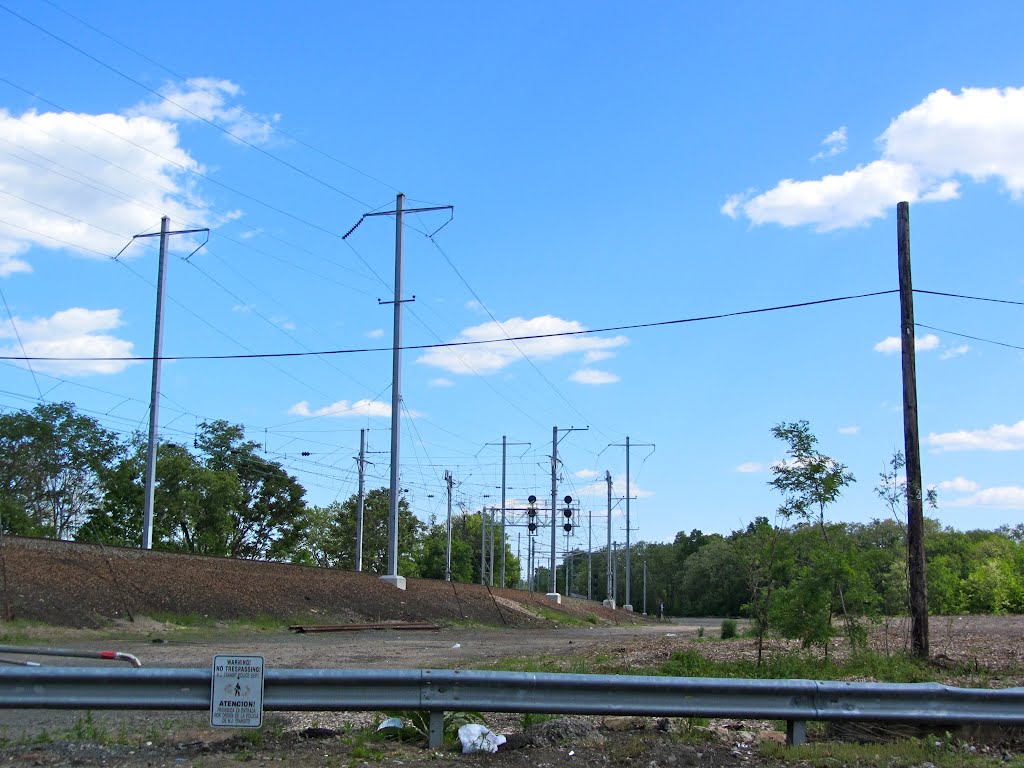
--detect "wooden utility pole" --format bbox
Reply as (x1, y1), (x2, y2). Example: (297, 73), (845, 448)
(898, 201), (929, 659)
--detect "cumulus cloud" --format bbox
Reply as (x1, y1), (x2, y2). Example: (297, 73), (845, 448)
(940, 344), (970, 360)
(0, 106), (209, 266)
(416, 315), (627, 375)
(811, 126), (848, 161)
(946, 485), (1024, 509)
(0, 307), (136, 375)
(570, 368), (620, 385)
(938, 477), (979, 493)
(584, 350), (615, 364)
(428, 377), (454, 388)
(873, 333), (940, 354)
(724, 86), (1024, 230)
(366, 328), (385, 339)
(288, 398), (422, 419)
(927, 420), (1024, 452)
(575, 469), (599, 480)
(130, 78), (279, 144)
(736, 462), (765, 473)
(838, 426), (860, 435)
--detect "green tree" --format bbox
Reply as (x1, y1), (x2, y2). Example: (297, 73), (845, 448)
(678, 539), (748, 616)
(0, 402), (121, 538)
(769, 421), (859, 651)
(196, 421), (306, 560)
(294, 488), (424, 575)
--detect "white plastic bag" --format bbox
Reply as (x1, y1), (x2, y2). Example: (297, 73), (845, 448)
(458, 723), (507, 753)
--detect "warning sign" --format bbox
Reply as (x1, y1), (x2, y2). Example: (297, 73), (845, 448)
(210, 655), (264, 728)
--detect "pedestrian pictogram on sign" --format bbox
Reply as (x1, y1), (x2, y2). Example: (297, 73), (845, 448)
(210, 654), (264, 728)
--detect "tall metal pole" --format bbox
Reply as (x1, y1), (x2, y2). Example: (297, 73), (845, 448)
(624, 435), (632, 610)
(480, 507), (486, 586)
(605, 471), (613, 606)
(549, 426), (558, 595)
(500, 436), (507, 587)
(142, 216), (170, 550)
(612, 541), (618, 604)
(587, 509), (593, 600)
(898, 201), (929, 659)
(356, 428), (367, 572)
(643, 561), (648, 616)
(385, 193), (405, 587)
(444, 470), (453, 581)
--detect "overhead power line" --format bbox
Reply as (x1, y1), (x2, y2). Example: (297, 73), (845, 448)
(0, 289), (900, 363)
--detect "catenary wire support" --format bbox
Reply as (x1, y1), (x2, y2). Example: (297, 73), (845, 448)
(119, 218), (209, 550)
(343, 197), (453, 590)
(605, 438), (654, 611)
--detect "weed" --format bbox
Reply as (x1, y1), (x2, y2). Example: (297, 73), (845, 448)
(69, 712), (110, 744)
(757, 737), (999, 767)
(720, 619), (738, 639)
(380, 710), (486, 747)
(660, 648), (934, 683)
(521, 712), (559, 730)
(585, 613), (599, 624)
(696, 626), (704, 638)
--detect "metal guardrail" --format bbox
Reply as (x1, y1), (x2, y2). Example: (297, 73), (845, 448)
(2, 667), (1023, 747)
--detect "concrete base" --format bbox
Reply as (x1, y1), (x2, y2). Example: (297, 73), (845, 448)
(623, 604), (634, 612)
(602, 599), (616, 610)
(379, 575), (407, 590)
(545, 592), (562, 604)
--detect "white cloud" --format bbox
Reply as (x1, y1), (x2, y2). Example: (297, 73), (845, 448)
(873, 333), (939, 354)
(725, 86), (1024, 230)
(465, 299), (483, 312)
(736, 462), (765, 473)
(416, 315), (628, 375)
(578, 474), (653, 500)
(428, 377), (454, 388)
(570, 368), (620, 385)
(288, 398), (422, 419)
(838, 426), (860, 435)
(575, 469), (599, 480)
(0, 107), (210, 266)
(940, 344), (970, 360)
(938, 477), (979, 493)
(584, 350), (614, 364)
(130, 78), (279, 144)
(0, 307), (136, 375)
(927, 420), (1024, 452)
(811, 126), (848, 161)
(366, 328), (385, 339)
(946, 486), (1024, 509)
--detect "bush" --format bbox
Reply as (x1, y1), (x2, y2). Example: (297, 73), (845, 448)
(720, 619), (737, 639)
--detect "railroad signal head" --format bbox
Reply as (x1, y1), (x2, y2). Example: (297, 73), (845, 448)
(563, 522), (573, 533)
(528, 495), (537, 504)
(563, 507), (572, 518)
(528, 507), (537, 517)
(564, 495), (572, 505)
(528, 522), (538, 532)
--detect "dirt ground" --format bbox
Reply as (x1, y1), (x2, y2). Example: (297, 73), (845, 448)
(1, 537), (1023, 767)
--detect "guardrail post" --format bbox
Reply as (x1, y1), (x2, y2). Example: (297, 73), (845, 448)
(428, 710), (444, 748)
(786, 719), (806, 746)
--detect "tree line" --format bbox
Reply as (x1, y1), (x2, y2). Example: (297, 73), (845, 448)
(2, 404), (1022, 639)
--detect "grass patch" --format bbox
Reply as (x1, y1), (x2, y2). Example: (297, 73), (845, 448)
(759, 737), (1011, 767)
(527, 605), (592, 626)
(660, 648), (935, 683)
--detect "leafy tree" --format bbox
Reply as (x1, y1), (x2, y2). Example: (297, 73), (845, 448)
(0, 402), (121, 538)
(195, 421), (306, 560)
(294, 488), (423, 576)
(769, 421), (859, 650)
(678, 539), (747, 616)
(733, 516), (786, 665)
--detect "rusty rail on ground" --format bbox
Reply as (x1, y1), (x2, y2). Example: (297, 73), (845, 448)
(287, 622), (440, 633)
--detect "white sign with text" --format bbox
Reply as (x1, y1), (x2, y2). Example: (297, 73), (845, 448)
(210, 655), (264, 728)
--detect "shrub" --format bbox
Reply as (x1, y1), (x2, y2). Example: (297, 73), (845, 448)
(720, 619), (737, 639)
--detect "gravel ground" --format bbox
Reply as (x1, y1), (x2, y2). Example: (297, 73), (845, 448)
(1, 537), (1023, 767)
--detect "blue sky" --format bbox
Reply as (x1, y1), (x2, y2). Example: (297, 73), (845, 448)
(0, 1), (1021, 555)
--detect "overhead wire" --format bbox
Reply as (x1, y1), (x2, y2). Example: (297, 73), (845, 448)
(0, 1), (374, 210)
(0, 289), (902, 363)
(39, 0), (403, 195)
